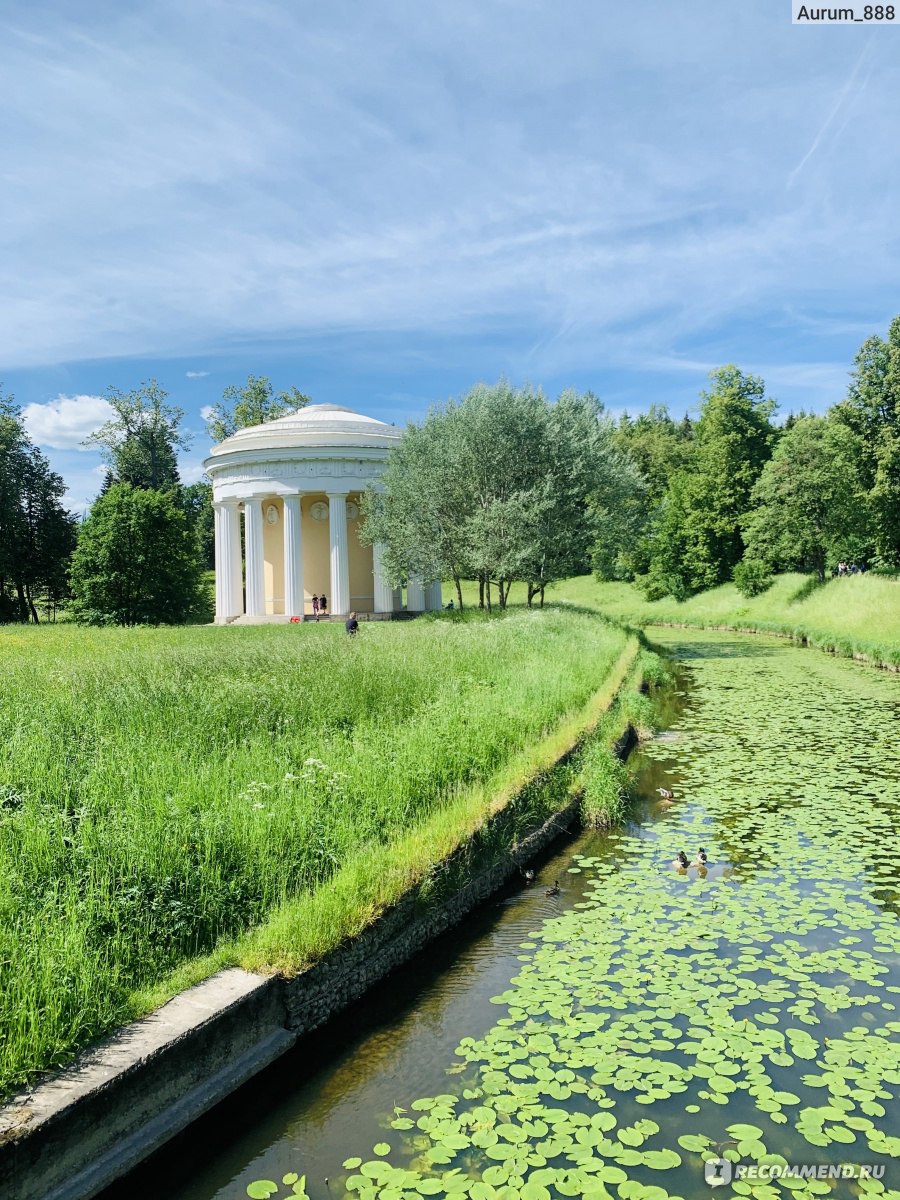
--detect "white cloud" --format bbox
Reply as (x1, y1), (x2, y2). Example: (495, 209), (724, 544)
(0, 3), (896, 376)
(21, 394), (114, 449)
(200, 404), (215, 421)
(179, 459), (208, 485)
(186, 370), (209, 378)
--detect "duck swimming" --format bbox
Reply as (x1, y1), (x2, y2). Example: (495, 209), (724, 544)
(523, 868), (535, 884)
(672, 850), (689, 870)
(689, 847), (708, 868)
(545, 880), (561, 897)
(656, 787), (674, 800)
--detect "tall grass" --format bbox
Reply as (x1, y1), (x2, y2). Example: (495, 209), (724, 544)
(576, 649), (667, 828)
(0, 611), (631, 1093)
(563, 574), (900, 667)
(458, 574), (900, 667)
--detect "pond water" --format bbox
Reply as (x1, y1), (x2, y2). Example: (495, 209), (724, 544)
(104, 631), (900, 1200)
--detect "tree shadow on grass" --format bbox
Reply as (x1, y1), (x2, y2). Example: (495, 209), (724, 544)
(787, 574), (825, 605)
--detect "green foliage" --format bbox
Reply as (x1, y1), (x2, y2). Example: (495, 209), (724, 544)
(180, 479), (215, 570)
(204, 375), (310, 443)
(644, 366), (777, 598)
(742, 416), (869, 581)
(70, 484), (208, 625)
(639, 474), (694, 600)
(362, 381), (641, 609)
(0, 610), (630, 1092)
(0, 388), (77, 623)
(85, 379), (188, 491)
(732, 557), (774, 597)
(833, 315), (900, 568)
(605, 405), (693, 579)
(613, 405), (694, 507)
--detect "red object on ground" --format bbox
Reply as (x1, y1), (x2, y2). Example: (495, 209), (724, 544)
(289, 616), (301, 623)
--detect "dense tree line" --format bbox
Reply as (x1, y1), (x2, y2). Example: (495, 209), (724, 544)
(0, 373), (309, 625)
(609, 316), (900, 597)
(2, 318), (897, 624)
(0, 389), (76, 622)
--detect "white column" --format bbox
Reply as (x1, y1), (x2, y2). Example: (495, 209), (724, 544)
(214, 500), (244, 622)
(407, 575), (426, 612)
(213, 503), (226, 623)
(426, 580), (443, 611)
(283, 494), (304, 618)
(372, 542), (394, 614)
(328, 492), (350, 615)
(244, 497), (265, 617)
(226, 500), (243, 618)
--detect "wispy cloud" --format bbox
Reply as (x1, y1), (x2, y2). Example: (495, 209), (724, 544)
(21, 394), (113, 449)
(0, 0), (896, 418)
(787, 41), (875, 189)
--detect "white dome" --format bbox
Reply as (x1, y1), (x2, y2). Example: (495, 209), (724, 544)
(207, 403), (401, 458)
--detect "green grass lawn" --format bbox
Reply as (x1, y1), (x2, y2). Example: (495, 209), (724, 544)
(457, 573), (900, 666)
(0, 610), (635, 1093)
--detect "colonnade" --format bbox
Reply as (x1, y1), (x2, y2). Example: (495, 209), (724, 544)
(213, 492), (440, 623)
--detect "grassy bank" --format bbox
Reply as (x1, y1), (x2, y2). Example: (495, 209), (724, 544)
(459, 573), (900, 667)
(0, 610), (636, 1094)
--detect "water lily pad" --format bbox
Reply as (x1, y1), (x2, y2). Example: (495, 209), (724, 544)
(247, 1183), (278, 1199)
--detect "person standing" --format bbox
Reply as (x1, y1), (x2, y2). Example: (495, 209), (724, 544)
(320, 593), (328, 617)
(312, 593), (320, 621)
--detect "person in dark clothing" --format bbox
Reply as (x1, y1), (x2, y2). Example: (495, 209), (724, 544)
(319, 594), (328, 616)
(312, 593), (320, 620)
(345, 611), (359, 636)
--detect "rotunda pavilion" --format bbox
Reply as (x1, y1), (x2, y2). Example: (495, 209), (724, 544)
(204, 403), (441, 624)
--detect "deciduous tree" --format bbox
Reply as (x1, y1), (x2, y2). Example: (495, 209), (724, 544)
(362, 381), (640, 608)
(742, 416), (868, 582)
(85, 379), (188, 490)
(833, 315), (900, 568)
(204, 376), (310, 443)
(642, 366), (777, 596)
(0, 390), (76, 622)
(70, 484), (207, 625)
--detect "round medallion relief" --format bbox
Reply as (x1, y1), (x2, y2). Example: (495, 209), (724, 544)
(310, 501), (328, 522)
(265, 504), (279, 525)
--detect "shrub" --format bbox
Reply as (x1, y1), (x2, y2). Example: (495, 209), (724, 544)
(733, 558), (773, 598)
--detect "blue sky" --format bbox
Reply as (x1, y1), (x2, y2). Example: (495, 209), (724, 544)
(2, 1), (898, 511)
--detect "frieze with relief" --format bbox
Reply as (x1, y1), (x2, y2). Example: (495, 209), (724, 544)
(211, 459), (383, 484)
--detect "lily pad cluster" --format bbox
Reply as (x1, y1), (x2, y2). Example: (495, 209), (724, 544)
(251, 633), (900, 1200)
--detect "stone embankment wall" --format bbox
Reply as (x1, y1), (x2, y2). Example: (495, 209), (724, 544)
(0, 719), (639, 1200)
(282, 792), (582, 1034)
